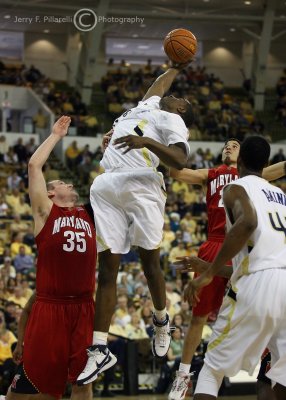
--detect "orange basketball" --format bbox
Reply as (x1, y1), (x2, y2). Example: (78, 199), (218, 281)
(164, 28), (197, 64)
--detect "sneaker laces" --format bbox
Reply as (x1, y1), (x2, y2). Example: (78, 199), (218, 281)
(87, 347), (100, 357)
(82, 347), (106, 373)
(172, 373), (191, 392)
(154, 324), (175, 347)
(176, 376), (190, 392)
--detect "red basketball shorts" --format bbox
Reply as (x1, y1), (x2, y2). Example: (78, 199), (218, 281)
(22, 296), (94, 398)
(192, 240), (231, 317)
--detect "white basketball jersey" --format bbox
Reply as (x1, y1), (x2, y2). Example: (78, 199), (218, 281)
(225, 175), (286, 285)
(101, 96), (190, 170)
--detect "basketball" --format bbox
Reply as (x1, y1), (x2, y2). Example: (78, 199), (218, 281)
(163, 28), (197, 64)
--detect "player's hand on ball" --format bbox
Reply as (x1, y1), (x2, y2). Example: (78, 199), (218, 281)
(114, 135), (147, 154)
(52, 115), (71, 137)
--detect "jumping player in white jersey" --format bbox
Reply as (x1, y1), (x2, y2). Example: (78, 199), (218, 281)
(184, 136), (286, 400)
(77, 63), (194, 385)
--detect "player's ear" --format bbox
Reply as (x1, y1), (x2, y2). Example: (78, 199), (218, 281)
(47, 190), (55, 199)
(177, 105), (186, 114)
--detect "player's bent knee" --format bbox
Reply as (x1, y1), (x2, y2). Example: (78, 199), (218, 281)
(195, 364), (224, 397)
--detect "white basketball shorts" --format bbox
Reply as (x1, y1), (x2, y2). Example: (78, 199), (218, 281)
(90, 168), (167, 253)
(203, 268), (286, 383)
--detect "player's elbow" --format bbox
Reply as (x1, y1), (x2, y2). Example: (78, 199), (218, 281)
(28, 158), (40, 171)
(241, 218), (257, 235)
(28, 161), (35, 174)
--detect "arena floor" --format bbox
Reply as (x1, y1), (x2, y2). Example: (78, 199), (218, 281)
(98, 396), (257, 399)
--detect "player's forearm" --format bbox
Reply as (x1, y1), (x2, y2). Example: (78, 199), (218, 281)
(145, 138), (187, 169)
(169, 167), (206, 185)
(155, 68), (180, 94)
(196, 259), (233, 278)
(205, 219), (256, 278)
(17, 309), (29, 344)
(216, 265), (232, 278)
(18, 293), (36, 343)
(262, 161), (286, 181)
(28, 133), (61, 169)
(170, 167), (188, 180)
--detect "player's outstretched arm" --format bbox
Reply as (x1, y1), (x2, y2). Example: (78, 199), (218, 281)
(13, 293), (36, 364)
(170, 167), (209, 185)
(28, 116), (71, 223)
(174, 256), (233, 278)
(262, 161), (286, 182)
(142, 62), (189, 101)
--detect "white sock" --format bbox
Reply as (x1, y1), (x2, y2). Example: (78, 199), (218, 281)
(93, 331), (108, 346)
(179, 362), (191, 375)
(154, 307), (167, 322)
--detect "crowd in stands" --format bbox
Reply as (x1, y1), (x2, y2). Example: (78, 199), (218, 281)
(38, 88), (99, 137)
(0, 62), (98, 136)
(276, 68), (286, 127)
(64, 141), (104, 185)
(101, 59), (270, 142)
(0, 62), (43, 87)
(1, 59), (277, 142)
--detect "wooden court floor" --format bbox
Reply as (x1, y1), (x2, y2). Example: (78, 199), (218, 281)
(96, 395), (257, 399)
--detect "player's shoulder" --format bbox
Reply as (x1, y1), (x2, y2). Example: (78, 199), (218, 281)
(207, 165), (222, 178)
(210, 164), (237, 175)
(158, 110), (188, 134)
(216, 164), (232, 173)
(137, 96), (161, 109)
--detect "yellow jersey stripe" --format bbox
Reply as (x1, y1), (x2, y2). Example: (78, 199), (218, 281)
(207, 297), (236, 352)
(96, 235), (110, 251)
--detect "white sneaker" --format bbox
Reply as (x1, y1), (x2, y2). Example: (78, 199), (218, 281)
(152, 314), (172, 358)
(168, 371), (192, 400)
(77, 345), (117, 385)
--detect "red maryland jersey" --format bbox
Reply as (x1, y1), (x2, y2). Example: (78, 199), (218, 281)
(35, 204), (96, 298)
(206, 164), (238, 240)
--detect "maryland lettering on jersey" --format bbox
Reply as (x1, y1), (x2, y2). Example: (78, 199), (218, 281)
(210, 174), (239, 196)
(52, 216), (92, 237)
(262, 189), (286, 206)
